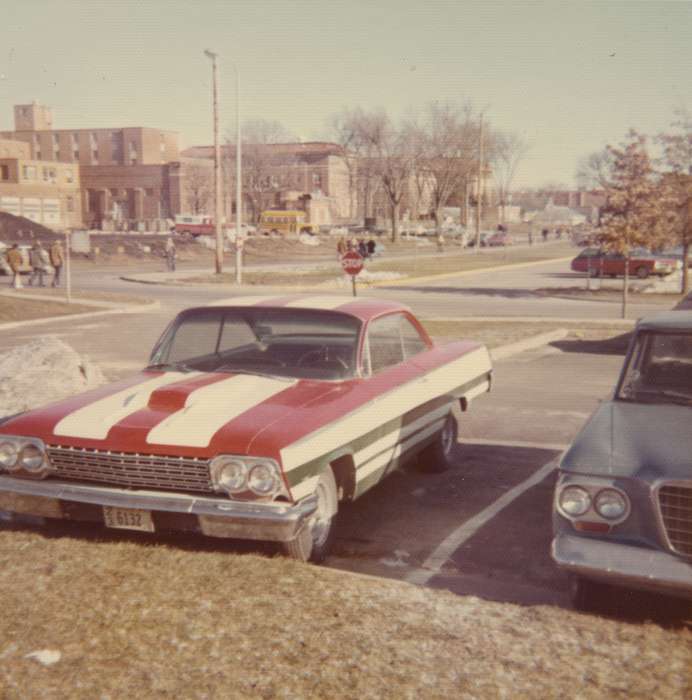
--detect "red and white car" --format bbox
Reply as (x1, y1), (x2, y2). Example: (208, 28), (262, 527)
(0, 296), (492, 562)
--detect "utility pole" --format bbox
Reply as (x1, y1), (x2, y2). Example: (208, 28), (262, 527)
(235, 67), (242, 284)
(204, 49), (223, 274)
(474, 114), (484, 251)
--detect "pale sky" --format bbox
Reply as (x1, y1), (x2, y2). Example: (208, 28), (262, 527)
(1, 0), (690, 188)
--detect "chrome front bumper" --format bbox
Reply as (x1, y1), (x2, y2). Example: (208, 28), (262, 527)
(0, 475), (317, 543)
(552, 533), (692, 600)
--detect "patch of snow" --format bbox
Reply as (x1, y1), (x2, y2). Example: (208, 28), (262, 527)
(25, 649), (61, 666)
(299, 233), (320, 246)
(0, 336), (106, 415)
(640, 270), (682, 294)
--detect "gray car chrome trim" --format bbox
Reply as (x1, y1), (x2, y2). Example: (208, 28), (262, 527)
(652, 478), (692, 558)
(0, 474), (317, 538)
(552, 532), (692, 599)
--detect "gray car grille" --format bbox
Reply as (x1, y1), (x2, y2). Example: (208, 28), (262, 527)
(658, 483), (692, 558)
(46, 445), (213, 494)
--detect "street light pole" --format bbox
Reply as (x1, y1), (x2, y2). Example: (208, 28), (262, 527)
(235, 67), (243, 284)
(204, 49), (223, 275)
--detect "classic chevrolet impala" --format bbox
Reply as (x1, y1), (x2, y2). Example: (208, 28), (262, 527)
(552, 311), (692, 608)
(0, 295), (492, 562)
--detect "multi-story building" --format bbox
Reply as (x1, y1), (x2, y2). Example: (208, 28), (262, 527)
(182, 142), (353, 225)
(0, 136), (82, 228)
(1, 102), (181, 230)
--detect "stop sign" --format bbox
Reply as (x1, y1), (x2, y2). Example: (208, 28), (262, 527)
(340, 250), (364, 276)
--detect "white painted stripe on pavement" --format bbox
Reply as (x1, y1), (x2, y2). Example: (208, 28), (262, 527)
(458, 437), (569, 451)
(54, 372), (201, 440)
(405, 459), (558, 586)
(146, 374), (296, 448)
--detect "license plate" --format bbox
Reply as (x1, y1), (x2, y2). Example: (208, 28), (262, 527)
(103, 506), (154, 532)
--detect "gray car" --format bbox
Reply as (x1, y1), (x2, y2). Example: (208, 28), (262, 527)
(552, 311), (692, 610)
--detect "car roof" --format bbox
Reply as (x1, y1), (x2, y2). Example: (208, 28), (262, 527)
(637, 310), (692, 331)
(203, 295), (410, 321)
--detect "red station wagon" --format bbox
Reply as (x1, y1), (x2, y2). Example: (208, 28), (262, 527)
(571, 248), (679, 279)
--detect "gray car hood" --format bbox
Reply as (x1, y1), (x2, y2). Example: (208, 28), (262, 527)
(560, 400), (692, 479)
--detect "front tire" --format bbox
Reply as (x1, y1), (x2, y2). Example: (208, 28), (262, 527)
(418, 413), (457, 473)
(635, 266), (649, 279)
(282, 468), (338, 563)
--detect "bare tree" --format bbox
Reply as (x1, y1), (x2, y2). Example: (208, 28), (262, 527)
(418, 102), (480, 231)
(576, 149), (615, 189)
(659, 107), (692, 293)
(492, 130), (528, 223)
(224, 119), (296, 224)
(183, 162), (213, 215)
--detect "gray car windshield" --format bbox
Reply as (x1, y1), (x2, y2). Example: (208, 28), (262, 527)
(149, 307), (361, 380)
(618, 331), (692, 406)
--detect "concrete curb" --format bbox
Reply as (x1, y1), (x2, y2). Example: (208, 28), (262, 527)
(490, 328), (569, 361)
(424, 315), (636, 327)
(0, 300), (161, 331)
(369, 255), (575, 288)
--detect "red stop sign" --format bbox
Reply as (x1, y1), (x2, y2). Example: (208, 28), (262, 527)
(340, 250), (364, 276)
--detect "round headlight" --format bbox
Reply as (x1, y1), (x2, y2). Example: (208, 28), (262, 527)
(213, 459), (247, 493)
(248, 462), (279, 496)
(19, 444), (45, 472)
(0, 441), (19, 470)
(594, 489), (628, 520)
(559, 486), (591, 517)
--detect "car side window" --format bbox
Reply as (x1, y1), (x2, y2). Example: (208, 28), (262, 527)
(367, 314), (428, 374)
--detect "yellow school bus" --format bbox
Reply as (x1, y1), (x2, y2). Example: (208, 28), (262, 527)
(258, 210), (319, 236)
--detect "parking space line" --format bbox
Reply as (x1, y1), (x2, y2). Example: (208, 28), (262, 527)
(459, 437), (569, 451)
(405, 459), (558, 586)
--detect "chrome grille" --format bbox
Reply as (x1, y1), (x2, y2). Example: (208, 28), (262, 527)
(46, 445), (212, 493)
(658, 483), (692, 558)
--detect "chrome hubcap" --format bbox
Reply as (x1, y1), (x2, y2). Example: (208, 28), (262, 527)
(310, 480), (331, 547)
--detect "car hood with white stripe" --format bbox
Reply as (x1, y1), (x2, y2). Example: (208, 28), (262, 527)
(0, 370), (344, 460)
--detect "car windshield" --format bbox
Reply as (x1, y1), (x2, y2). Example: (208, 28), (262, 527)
(618, 331), (692, 406)
(149, 307), (361, 380)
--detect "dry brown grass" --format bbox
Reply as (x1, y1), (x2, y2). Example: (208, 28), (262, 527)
(177, 244), (575, 287)
(421, 320), (630, 349)
(0, 528), (689, 699)
(0, 296), (95, 323)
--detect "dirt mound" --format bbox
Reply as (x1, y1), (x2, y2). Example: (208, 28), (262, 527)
(0, 212), (58, 244)
(0, 336), (105, 415)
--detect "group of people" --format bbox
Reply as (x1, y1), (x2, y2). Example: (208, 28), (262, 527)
(4, 239), (64, 290)
(336, 236), (377, 260)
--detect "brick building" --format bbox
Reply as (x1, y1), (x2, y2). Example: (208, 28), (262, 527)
(1, 102), (181, 230)
(0, 135), (82, 228)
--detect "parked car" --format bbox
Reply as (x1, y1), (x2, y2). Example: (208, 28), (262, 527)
(552, 311), (692, 609)
(487, 231), (514, 247)
(570, 248), (679, 279)
(0, 295), (493, 563)
(466, 232), (490, 248)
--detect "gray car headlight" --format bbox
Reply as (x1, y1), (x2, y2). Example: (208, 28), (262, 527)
(0, 440), (20, 470)
(558, 486), (591, 517)
(210, 457), (248, 494)
(594, 488), (629, 520)
(248, 462), (280, 496)
(0, 436), (50, 475)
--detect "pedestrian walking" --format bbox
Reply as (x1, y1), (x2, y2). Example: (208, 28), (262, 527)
(367, 238), (376, 257)
(6, 243), (23, 289)
(358, 239), (368, 258)
(165, 237), (177, 272)
(29, 241), (47, 287)
(436, 232), (445, 252)
(50, 240), (64, 287)
(541, 228), (549, 243)
(336, 236), (346, 258)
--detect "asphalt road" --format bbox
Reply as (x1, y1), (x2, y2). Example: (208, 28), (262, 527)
(1, 251), (684, 619)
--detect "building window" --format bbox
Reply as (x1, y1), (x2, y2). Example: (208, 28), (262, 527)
(73, 149), (79, 161)
(145, 188), (154, 196)
(110, 188), (119, 197)
(312, 172), (321, 187)
(72, 133), (79, 146)
(0, 165), (8, 180)
(22, 165), (36, 180)
(66, 196), (74, 212)
(35, 151), (42, 160)
(65, 168), (74, 183)
(91, 149), (99, 164)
